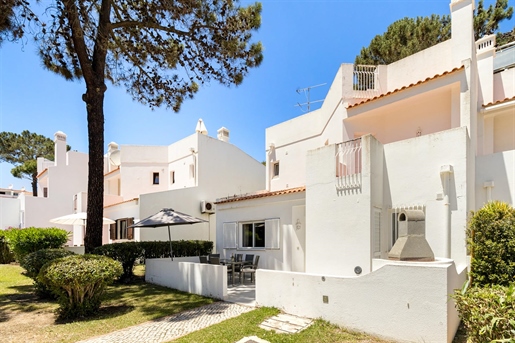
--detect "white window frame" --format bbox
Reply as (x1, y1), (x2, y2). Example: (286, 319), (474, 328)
(237, 218), (280, 250)
(152, 172), (160, 185)
(272, 161), (280, 178)
(223, 222), (237, 249)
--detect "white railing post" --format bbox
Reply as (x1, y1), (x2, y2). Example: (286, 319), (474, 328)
(336, 138), (362, 190)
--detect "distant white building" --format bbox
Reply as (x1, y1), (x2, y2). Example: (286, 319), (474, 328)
(214, 0), (515, 341)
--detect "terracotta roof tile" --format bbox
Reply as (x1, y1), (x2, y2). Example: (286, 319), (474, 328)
(36, 168), (48, 179)
(346, 66), (465, 109)
(104, 167), (120, 177)
(215, 186), (306, 204)
(483, 95), (515, 108)
(104, 197), (138, 209)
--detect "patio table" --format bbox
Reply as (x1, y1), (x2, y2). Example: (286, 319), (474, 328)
(220, 259), (243, 285)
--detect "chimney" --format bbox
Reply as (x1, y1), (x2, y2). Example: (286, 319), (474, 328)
(195, 118), (208, 135)
(54, 131), (67, 166)
(217, 127), (230, 143)
(108, 142), (119, 153)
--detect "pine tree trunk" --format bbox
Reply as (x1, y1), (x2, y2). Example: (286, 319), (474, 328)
(84, 87), (105, 253)
(31, 171), (38, 197)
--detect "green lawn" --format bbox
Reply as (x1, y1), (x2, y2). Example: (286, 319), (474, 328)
(0, 264), (214, 343)
(173, 307), (390, 343)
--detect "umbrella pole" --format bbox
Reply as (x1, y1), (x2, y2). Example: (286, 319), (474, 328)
(168, 225), (173, 261)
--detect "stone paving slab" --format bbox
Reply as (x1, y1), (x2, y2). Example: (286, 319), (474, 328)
(235, 336), (270, 343)
(76, 302), (253, 343)
(259, 313), (313, 334)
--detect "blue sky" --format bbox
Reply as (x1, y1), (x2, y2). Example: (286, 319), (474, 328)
(1, 0), (512, 190)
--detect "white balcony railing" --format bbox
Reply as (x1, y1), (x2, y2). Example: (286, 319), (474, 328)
(353, 65), (380, 99)
(336, 138), (362, 190)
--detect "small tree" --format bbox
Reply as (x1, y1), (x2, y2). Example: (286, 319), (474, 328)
(39, 254), (122, 319)
(468, 201), (515, 287)
(0, 130), (70, 196)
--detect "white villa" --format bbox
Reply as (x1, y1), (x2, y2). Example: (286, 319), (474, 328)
(210, 0), (515, 341)
(1, 121), (265, 249)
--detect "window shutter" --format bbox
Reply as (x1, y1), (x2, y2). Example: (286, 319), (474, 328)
(110, 223), (116, 240)
(373, 209), (381, 258)
(265, 219), (280, 249)
(128, 218), (134, 240)
(223, 222), (237, 249)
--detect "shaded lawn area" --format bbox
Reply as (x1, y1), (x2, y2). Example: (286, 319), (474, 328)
(172, 307), (392, 343)
(0, 264), (214, 343)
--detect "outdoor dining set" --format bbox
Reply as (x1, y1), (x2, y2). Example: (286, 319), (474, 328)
(199, 253), (260, 285)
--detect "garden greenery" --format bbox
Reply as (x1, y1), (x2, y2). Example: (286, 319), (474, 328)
(39, 254), (122, 319)
(20, 248), (75, 297)
(453, 283), (515, 342)
(0, 230), (15, 264)
(94, 240), (213, 281)
(2, 227), (69, 261)
(468, 201), (515, 286)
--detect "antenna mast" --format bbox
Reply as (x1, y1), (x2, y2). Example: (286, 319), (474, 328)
(295, 83), (327, 112)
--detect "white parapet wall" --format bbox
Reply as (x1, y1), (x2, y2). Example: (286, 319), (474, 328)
(256, 260), (467, 343)
(145, 257), (227, 300)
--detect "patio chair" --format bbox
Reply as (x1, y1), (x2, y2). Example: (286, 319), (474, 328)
(243, 254), (254, 266)
(235, 253), (243, 262)
(209, 256), (220, 265)
(199, 256), (208, 264)
(209, 253), (220, 260)
(240, 255), (260, 284)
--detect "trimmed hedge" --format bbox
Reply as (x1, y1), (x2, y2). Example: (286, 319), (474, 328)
(2, 227), (69, 261)
(93, 242), (142, 282)
(140, 240), (213, 260)
(20, 248), (75, 297)
(39, 254), (122, 319)
(0, 231), (15, 264)
(93, 240), (213, 281)
(468, 201), (515, 287)
(453, 283), (515, 342)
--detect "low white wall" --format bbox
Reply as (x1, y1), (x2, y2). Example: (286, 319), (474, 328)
(145, 257), (227, 300)
(64, 246), (85, 254)
(256, 261), (467, 343)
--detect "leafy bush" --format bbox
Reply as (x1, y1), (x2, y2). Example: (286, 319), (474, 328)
(140, 240), (213, 260)
(0, 231), (15, 264)
(20, 248), (75, 297)
(3, 227), (69, 262)
(93, 242), (142, 282)
(39, 254), (122, 319)
(453, 283), (515, 342)
(468, 201), (515, 286)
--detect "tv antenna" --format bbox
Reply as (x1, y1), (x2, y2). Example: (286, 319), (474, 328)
(295, 83), (327, 112)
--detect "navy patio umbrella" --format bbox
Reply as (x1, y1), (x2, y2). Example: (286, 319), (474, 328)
(128, 208), (207, 260)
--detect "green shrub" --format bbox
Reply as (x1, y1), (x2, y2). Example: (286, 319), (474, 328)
(0, 231), (15, 264)
(3, 227), (69, 262)
(20, 248), (75, 297)
(468, 201), (515, 286)
(93, 242), (142, 282)
(140, 240), (213, 260)
(39, 254), (122, 319)
(453, 283), (515, 342)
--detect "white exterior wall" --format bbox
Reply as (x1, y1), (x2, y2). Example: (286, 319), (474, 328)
(119, 145), (169, 199)
(476, 150), (515, 207)
(305, 135), (382, 277)
(493, 111), (515, 152)
(493, 68), (515, 101)
(104, 199), (140, 243)
(256, 261), (467, 343)
(215, 192), (305, 271)
(168, 134), (198, 190)
(384, 127), (469, 267)
(386, 39), (454, 91)
(138, 187), (213, 243)
(0, 197), (20, 229)
(145, 257), (227, 299)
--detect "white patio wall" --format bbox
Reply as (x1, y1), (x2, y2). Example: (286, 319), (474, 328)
(256, 260), (467, 343)
(383, 127), (470, 267)
(0, 197), (20, 229)
(145, 257), (227, 300)
(215, 191), (305, 271)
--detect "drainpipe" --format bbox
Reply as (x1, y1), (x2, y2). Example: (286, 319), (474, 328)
(483, 181), (494, 202)
(440, 165), (453, 259)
